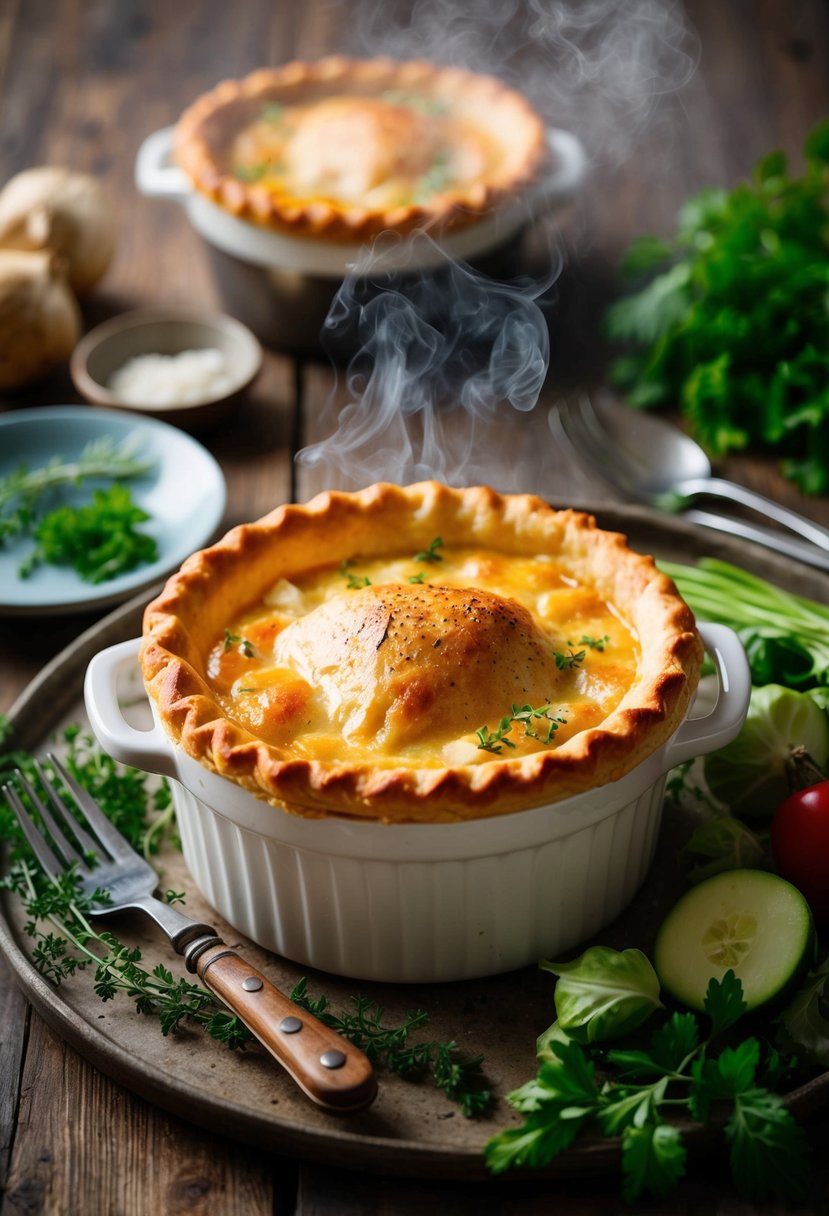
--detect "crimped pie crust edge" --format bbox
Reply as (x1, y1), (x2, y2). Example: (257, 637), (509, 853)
(172, 56), (549, 243)
(140, 481), (704, 823)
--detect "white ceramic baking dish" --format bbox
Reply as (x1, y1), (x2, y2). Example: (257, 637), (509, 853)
(84, 623), (749, 984)
(135, 124), (587, 278)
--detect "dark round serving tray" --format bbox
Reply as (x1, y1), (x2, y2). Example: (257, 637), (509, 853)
(2, 505), (828, 1180)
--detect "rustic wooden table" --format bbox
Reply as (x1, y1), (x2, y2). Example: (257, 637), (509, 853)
(1, 2), (828, 1212)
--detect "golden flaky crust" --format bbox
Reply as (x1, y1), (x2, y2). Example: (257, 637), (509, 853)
(140, 482), (703, 823)
(173, 57), (548, 243)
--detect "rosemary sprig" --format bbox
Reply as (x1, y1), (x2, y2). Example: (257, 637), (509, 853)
(0, 434), (154, 549)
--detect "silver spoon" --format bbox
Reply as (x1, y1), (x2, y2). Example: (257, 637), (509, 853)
(555, 396), (829, 554)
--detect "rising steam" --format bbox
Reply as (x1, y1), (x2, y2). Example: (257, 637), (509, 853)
(297, 1), (699, 493)
(297, 236), (556, 491)
(340, 0), (699, 170)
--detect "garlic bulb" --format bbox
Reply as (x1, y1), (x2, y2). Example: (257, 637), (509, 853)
(0, 167), (117, 295)
(0, 249), (82, 389)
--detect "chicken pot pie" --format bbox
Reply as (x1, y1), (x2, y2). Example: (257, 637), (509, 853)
(173, 57), (548, 242)
(140, 483), (704, 824)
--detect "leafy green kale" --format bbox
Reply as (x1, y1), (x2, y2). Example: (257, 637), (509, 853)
(605, 119), (829, 493)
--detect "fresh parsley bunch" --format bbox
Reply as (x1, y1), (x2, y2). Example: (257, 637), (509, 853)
(485, 945), (813, 1203)
(605, 119), (829, 493)
(0, 433), (158, 583)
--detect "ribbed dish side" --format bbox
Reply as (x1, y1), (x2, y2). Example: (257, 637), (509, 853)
(171, 778), (666, 983)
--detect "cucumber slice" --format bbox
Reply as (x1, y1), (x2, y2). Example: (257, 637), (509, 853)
(654, 869), (814, 1013)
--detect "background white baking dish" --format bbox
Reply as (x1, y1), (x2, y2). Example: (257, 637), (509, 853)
(84, 622), (749, 983)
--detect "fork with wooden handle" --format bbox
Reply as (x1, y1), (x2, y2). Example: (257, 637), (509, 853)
(3, 754), (378, 1114)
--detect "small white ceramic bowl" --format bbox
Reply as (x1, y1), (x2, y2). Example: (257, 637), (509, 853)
(71, 308), (263, 429)
(84, 623), (749, 984)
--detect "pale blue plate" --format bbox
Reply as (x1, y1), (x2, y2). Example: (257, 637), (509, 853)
(0, 406), (227, 615)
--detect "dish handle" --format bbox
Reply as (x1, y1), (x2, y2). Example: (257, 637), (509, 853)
(527, 128), (588, 210)
(663, 622), (750, 769)
(135, 126), (191, 202)
(84, 638), (178, 778)
(86, 625), (750, 782)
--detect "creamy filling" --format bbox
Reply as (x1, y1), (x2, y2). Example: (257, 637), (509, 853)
(206, 546), (639, 767)
(229, 94), (501, 208)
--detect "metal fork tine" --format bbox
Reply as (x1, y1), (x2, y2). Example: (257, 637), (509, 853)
(11, 768), (93, 870)
(2, 782), (68, 880)
(577, 396), (653, 480)
(46, 752), (138, 862)
(34, 758), (101, 860)
(555, 397), (640, 496)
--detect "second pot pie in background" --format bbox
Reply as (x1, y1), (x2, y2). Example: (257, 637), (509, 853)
(172, 57), (549, 242)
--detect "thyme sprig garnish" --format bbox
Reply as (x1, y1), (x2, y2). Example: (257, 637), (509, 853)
(339, 558), (371, 589)
(223, 630), (256, 658)
(581, 634), (611, 651)
(5, 858), (251, 1045)
(413, 536), (444, 564)
(291, 978), (492, 1116)
(476, 704), (566, 753)
(553, 646), (587, 670)
(554, 635), (612, 668)
(0, 721), (492, 1114)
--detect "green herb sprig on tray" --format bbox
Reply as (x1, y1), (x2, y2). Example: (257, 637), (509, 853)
(605, 119), (829, 493)
(290, 977), (492, 1116)
(0, 721), (491, 1115)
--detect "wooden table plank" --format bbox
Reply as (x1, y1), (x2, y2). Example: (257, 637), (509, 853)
(4, 1019), (277, 1215)
(1, 2), (829, 1214)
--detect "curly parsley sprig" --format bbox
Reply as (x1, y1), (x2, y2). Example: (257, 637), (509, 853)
(0, 434), (158, 582)
(605, 119), (829, 493)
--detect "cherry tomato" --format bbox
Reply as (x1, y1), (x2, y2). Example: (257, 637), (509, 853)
(771, 780), (829, 924)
